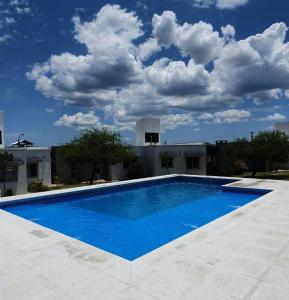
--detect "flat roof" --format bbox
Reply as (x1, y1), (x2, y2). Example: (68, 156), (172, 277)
(3, 147), (51, 151)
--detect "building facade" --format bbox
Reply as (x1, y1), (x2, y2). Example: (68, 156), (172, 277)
(0, 112), (52, 196)
(0, 147), (52, 196)
(110, 143), (215, 181)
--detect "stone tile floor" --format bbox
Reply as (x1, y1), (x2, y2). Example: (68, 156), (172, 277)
(0, 176), (289, 299)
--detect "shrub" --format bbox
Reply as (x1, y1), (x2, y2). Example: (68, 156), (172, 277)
(4, 188), (13, 197)
(28, 182), (48, 193)
(127, 161), (145, 179)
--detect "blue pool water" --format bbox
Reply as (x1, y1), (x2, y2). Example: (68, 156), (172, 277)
(1, 177), (270, 260)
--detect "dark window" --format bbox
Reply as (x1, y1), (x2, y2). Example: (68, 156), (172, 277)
(193, 157), (200, 169)
(27, 163), (38, 178)
(0, 165), (18, 182)
(0, 130), (2, 145)
(145, 132), (159, 144)
(186, 157), (193, 169)
(161, 156), (173, 168)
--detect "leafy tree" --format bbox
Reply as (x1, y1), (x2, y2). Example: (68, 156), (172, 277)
(251, 130), (289, 174)
(61, 139), (83, 182)
(65, 128), (130, 184)
(127, 161), (145, 179)
(228, 130), (289, 177)
(0, 151), (14, 196)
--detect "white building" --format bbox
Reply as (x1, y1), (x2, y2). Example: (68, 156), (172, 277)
(0, 111), (4, 149)
(110, 118), (215, 180)
(1, 147), (52, 196)
(136, 118), (161, 146)
(0, 112), (51, 196)
(274, 121), (289, 136)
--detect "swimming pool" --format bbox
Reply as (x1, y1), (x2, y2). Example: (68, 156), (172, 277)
(1, 176), (270, 260)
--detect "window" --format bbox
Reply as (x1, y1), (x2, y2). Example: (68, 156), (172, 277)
(0, 130), (2, 145)
(0, 165), (17, 182)
(186, 157), (193, 169)
(193, 157), (200, 169)
(27, 163), (38, 178)
(161, 156), (173, 168)
(145, 132), (159, 144)
(186, 157), (200, 169)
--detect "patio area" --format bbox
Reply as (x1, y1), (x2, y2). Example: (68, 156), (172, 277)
(0, 176), (289, 300)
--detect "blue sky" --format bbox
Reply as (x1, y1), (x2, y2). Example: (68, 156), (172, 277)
(1, 0), (289, 146)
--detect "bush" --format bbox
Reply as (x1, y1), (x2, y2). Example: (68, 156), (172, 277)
(4, 189), (13, 197)
(127, 161), (145, 179)
(28, 182), (48, 193)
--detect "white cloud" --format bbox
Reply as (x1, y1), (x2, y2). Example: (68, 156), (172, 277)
(257, 113), (286, 122)
(199, 109), (250, 123)
(0, 34), (12, 43)
(146, 58), (210, 96)
(0, 0), (32, 42)
(212, 23), (289, 98)
(27, 5), (143, 108)
(55, 111), (101, 130)
(152, 11), (223, 64)
(193, 0), (249, 9)
(161, 113), (198, 130)
(45, 108), (54, 113)
(27, 5), (289, 131)
(221, 24), (235, 42)
(137, 37), (160, 61)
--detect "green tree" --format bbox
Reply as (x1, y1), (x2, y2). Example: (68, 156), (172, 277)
(65, 128), (130, 185)
(0, 151), (14, 196)
(252, 130), (289, 174)
(127, 160), (145, 179)
(61, 139), (83, 182)
(229, 131), (289, 177)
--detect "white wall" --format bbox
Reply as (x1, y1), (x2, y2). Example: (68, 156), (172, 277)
(109, 144), (208, 180)
(0, 111), (4, 149)
(1, 148), (51, 196)
(136, 118), (160, 146)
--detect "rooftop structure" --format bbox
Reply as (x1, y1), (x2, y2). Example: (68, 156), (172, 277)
(136, 118), (160, 146)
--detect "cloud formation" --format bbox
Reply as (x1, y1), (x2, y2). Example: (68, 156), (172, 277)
(199, 109), (250, 124)
(27, 5), (289, 131)
(257, 113), (286, 122)
(0, 0), (32, 43)
(193, 0), (249, 9)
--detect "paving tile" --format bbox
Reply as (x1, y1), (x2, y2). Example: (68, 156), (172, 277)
(263, 257), (289, 290)
(135, 269), (193, 299)
(179, 284), (240, 300)
(116, 287), (158, 300)
(68, 274), (130, 299)
(204, 268), (259, 299)
(248, 282), (289, 300)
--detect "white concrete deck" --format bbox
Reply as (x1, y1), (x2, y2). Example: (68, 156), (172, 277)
(0, 175), (289, 300)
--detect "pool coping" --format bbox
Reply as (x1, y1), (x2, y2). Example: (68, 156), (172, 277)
(0, 175), (288, 299)
(0, 174), (271, 206)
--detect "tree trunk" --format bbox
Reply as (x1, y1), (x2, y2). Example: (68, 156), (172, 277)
(89, 166), (96, 185)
